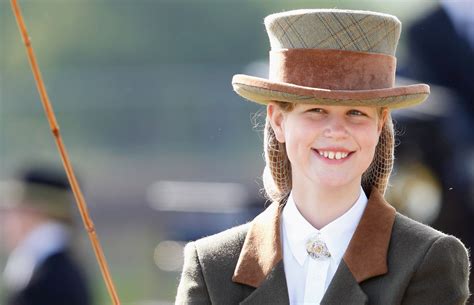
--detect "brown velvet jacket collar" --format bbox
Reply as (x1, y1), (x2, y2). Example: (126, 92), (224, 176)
(232, 187), (396, 288)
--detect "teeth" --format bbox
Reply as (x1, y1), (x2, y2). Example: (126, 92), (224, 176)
(318, 150), (350, 160)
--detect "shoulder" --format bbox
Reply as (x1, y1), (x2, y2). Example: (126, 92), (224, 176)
(391, 214), (470, 303)
(177, 223), (255, 304)
(39, 251), (90, 289)
(390, 212), (469, 280)
(183, 222), (251, 285)
(392, 212), (468, 253)
(391, 212), (469, 259)
(180, 223), (251, 296)
(393, 212), (444, 240)
(40, 251), (88, 279)
(190, 222), (250, 265)
(16, 251), (92, 305)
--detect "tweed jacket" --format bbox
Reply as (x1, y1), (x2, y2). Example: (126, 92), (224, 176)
(175, 187), (470, 305)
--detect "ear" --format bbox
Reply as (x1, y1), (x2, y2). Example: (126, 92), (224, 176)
(267, 103), (286, 143)
(377, 108), (389, 135)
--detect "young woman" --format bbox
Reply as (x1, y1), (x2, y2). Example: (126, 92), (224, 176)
(175, 9), (470, 305)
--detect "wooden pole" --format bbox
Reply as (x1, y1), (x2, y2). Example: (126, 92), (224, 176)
(10, 1), (121, 304)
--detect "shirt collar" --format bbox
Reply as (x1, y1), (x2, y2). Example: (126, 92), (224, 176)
(282, 186), (368, 266)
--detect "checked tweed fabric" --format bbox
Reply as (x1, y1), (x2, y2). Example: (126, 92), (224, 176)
(264, 9), (401, 55)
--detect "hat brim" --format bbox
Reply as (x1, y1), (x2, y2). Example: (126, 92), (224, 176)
(232, 74), (430, 109)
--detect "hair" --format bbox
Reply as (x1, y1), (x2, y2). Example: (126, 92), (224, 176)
(262, 102), (394, 204)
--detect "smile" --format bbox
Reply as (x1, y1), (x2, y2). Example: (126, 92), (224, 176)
(313, 149), (355, 161)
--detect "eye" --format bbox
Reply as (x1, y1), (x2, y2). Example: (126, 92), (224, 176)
(307, 107), (325, 114)
(347, 109), (366, 116)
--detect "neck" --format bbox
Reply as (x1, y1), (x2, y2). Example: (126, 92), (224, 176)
(290, 178), (362, 230)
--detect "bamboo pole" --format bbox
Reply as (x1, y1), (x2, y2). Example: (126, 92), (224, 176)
(10, 1), (121, 304)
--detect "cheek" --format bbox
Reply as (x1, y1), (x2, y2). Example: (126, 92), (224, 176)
(356, 124), (381, 161)
(284, 119), (318, 153)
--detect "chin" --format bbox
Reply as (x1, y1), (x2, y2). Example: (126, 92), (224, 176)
(319, 180), (353, 189)
(312, 173), (360, 189)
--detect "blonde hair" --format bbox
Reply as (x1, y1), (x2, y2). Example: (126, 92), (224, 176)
(262, 102), (394, 204)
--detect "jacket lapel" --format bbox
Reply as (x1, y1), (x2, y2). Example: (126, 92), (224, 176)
(343, 187), (396, 282)
(232, 201), (284, 288)
(322, 187), (396, 305)
(232, 187), (396, 305)
(239, 261), (289, 305)
(232, 201), (289, 304)
(321, 261), (367, 305)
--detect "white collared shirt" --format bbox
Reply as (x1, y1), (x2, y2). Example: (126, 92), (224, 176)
(281, 186), (368, 305)
(3, 221), (71, 292)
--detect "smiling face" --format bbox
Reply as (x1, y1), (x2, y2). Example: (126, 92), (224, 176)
(267, 102), (388, 192)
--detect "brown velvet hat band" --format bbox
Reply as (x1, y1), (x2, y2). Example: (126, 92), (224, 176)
(269, 49), (396, 91)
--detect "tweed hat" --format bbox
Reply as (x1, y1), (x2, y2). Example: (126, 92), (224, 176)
(232, 9), (430, 108)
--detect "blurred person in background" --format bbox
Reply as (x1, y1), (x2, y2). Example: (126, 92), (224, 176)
(398, 0), (474, 291)
(0, 167), (92, 305)
(407, 0), (474, 107)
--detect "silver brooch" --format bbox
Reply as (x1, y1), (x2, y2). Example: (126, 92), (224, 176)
(306, 234), (331, 260)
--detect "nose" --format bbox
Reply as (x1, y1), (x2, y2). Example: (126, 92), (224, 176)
(323, 116), (349, 139)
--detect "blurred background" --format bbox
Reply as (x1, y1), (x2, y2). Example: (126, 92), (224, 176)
(0, 0), (472, 304)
